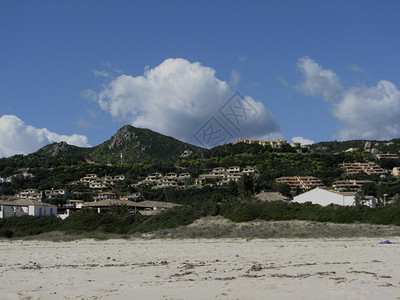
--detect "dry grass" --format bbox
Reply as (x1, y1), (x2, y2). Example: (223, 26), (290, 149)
(12, 216), (400, 241)
(141, 216), (400, 239)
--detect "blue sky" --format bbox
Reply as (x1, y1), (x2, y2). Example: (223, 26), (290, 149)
(1, 0), (400, 157)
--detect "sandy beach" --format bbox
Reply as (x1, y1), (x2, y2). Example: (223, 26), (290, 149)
(0, 237), (400, 299)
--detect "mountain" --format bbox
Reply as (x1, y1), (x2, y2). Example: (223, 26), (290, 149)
(5, 125), (400, 169)
(87, 125), (203, 164)
(35, 141), (85, 157)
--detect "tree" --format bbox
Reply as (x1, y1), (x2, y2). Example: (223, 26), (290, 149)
(238, 174), (254, 194)
(276, 183), (292, 198)
(361, 182), (377, 197)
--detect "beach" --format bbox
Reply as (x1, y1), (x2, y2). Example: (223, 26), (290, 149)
(1, 237), (400, 299)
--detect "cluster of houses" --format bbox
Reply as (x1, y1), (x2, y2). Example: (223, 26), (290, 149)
(2, 151), (400, 220)
(60, 191), (180, 219)
(195, 166), (256, 186)
(275, 176), (378, 193)
(272, 176), (380, 207)
(1, 188), (180, 219)
(0, 171), (34, 183)
(134, 172), (192, 189)
(134, 166), (257, 189)
(339, 162), (388, 176)
(234, 138), (303, 149)
(71, 174), (125, 189)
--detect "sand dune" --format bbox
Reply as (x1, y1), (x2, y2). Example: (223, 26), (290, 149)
(1, 237), (400, 299)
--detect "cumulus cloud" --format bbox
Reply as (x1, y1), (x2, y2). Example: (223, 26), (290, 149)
(333, 80), (400, 140)
(297, 56), (342, 101)
(0, 115), (90, 157)
(97, 58), (281, 146)
(291, 136), (314, 145)
(296, 57), (400, 140)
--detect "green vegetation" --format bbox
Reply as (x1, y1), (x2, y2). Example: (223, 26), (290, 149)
(1, 200), (400, 239)
(0, 216), (62, 238)
(89, 125), (203, 164)
(2, 126), (400, 239)
(221, 200), (400, 226)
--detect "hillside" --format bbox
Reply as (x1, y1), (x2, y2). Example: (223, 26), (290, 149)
(88, 125), (203, 164)
(309, 139), (400, 154)
(28, 125), (203, 165)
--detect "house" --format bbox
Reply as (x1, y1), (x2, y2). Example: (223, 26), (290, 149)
(94, 192), (117, 201)
(82, 199), (137, 213)
(0, 199), (57, 218)
(339, 162), (387, 176)
(223, 173), (242, 182)
(82, 199), (181, 214)
(332, 180), (374, 191)
(165, 173), (178, 179)
(275, 176), (324, 190)
(152, 180), (179, 189)
(16, 189), (41, 200)
(376, 153), (399, 160)
(58, 199), (85, 219)
(177, 173), (191, 181)
(44, 189), (66, 198)
(292, 187), (359, 206)
(242, 166), (256, 175)
(226, 166), (241, 173)
(392, 167), (400, 177)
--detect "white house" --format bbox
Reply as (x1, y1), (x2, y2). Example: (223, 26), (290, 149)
(0, 199), (57, 218)
(293, 187), (359, 206)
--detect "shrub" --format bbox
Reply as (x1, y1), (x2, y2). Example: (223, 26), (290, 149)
(0, 216), (61, 237)
(0, 228), (13, 238)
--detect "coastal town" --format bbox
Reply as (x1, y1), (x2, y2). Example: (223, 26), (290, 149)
(1, 136), (400, 221)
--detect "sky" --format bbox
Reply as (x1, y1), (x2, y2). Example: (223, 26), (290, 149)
(1, 0), (400, 157)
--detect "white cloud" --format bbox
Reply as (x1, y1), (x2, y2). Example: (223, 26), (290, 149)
(93, 69), (111, 78)
(333, 80), (400, 140)
(229, 69), (241, 87)
(291, 136), (314, 145)
(296, 57), (400, 140)
(297, 56), (342, 101)
(97, 58), (281, 146)
(0, 115), (90, 157)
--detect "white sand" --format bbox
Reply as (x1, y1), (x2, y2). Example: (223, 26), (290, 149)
(0, 237), (400, 299)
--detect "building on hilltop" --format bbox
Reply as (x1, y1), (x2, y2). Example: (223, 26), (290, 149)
(234, 138), (302, 149)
